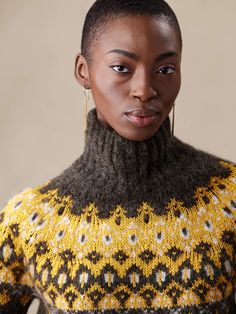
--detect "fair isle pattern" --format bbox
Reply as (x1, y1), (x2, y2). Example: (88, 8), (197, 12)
(47, 299), (233, 314)
(0, 161), (236, 313)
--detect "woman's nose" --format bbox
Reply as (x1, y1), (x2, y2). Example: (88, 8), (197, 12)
(131, 71), (157, 102)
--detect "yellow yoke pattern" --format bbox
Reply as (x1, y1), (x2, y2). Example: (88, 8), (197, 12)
(0, 161), (236, 313)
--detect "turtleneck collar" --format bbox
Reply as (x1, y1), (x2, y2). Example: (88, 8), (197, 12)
(82, 108), (175, 177)
(39, 107), (231, 217)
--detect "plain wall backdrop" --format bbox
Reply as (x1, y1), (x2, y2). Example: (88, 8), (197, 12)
(1, 0), (236, 209)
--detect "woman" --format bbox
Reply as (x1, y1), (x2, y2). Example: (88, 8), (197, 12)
(0, 0), (235, 313)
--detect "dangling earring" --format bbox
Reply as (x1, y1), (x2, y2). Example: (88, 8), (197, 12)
(83, 87), (89, 131)
(172, 103), (175, 136)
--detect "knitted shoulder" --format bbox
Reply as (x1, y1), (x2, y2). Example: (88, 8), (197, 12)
(173, 137), (236, 176)
(216, 160), (236, 193)
(191, 146), (236, 181)
(0, 183), (52, 226)
(166, 139), (236, 211)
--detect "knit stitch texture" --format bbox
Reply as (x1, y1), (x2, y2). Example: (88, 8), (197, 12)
(0, 109), (236, 313)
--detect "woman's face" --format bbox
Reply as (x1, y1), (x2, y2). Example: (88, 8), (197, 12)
(80, 15), (182, 141)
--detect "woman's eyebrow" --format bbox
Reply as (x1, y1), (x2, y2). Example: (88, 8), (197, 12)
(107, 49), (178, 61)
(156, 51), (178, 61)
(107, 49), (138, 60)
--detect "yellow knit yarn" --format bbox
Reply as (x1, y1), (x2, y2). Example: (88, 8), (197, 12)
(0, 161), (235, 312)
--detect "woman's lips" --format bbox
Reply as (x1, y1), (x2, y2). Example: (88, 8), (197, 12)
(125, 108), (159, 127)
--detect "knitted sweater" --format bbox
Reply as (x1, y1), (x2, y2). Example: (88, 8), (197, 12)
(0, 108), (236, 314)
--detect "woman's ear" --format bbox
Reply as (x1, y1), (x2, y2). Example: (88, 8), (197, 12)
(74, 53), (91, 89)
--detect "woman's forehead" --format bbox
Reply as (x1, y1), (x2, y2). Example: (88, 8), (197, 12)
(102, 15), (175, 34)
(94, 16), (181, 55)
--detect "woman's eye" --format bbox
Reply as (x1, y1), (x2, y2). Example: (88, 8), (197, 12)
(111, 65), (130, 73)
(157, 66), (175, 75)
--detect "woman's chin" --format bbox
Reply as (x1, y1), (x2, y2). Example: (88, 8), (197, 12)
(115, 126), (161, 141)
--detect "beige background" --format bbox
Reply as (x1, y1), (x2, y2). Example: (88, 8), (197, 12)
(0, 1), (235, 313)
(1, 0), (236, 212)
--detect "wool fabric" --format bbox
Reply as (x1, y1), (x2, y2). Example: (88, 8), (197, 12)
(0, 108), (236, 314)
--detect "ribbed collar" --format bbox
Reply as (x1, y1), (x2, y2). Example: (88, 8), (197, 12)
(39, 108), (231, 217)
(82, 108), (175, 177)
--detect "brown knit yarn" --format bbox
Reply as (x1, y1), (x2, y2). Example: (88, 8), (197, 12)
(39, 108), (232, 218)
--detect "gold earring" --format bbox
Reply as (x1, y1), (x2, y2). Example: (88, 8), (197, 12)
(83, 87), (89, 131)
(172, 104), (175, 136)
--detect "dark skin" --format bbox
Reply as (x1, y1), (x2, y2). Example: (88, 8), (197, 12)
(75, 15), (182, 141)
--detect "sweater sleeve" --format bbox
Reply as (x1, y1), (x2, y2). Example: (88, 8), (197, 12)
(0, 192), (35, 314)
